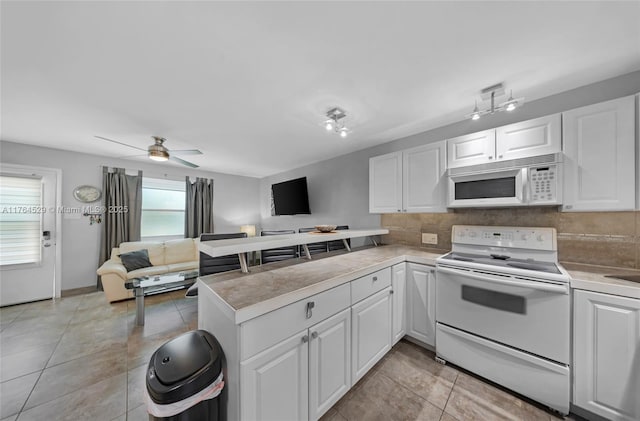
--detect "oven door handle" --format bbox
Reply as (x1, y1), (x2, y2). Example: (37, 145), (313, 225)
(437, 266), (569, 294)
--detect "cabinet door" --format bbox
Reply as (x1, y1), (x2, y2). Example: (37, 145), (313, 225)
(351, 287), (392, 383)
(562, 95), (635, 211)
(241, 329), (309, 421)
(369, 152), (402, 213)
(309, 308), (351, 421)
(406, 263), (435, 346)
(496, 114), (561, 161)
(574, 290), (640, 421)
(403, 141), (447, 213)
(391, 263), (406, 344)
(447, 129), (496, 168)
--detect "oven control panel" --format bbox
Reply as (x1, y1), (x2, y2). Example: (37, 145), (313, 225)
(451, 225), (557, 251)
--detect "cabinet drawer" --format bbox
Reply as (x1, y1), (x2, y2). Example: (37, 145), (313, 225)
(241, 283), (350, 360)
(351, 268), (391, 305)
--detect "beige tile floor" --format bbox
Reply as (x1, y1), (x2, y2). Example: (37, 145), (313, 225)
(1, 290), (582, 421)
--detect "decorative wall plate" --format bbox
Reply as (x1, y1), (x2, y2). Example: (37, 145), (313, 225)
(73, 185), (102, 203)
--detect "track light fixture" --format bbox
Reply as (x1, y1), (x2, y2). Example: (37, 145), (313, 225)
(466, 83), (524, 121)
(323, 107), (350, 138)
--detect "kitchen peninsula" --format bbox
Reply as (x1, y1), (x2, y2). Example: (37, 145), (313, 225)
(197, 245), (443, 421)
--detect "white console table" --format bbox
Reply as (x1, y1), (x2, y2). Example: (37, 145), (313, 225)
(198, 228), (389, 272)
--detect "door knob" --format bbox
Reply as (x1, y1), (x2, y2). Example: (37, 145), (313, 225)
(301, 335), (309, 343)
(311, 331), (318, 339)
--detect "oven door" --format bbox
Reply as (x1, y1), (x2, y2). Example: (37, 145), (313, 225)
(447, 168), (525, 208)
(436, 264), (569, 364)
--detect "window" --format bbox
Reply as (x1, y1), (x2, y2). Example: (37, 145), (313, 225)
(141, 178), (185, 240)
(0, 175), (42, 266)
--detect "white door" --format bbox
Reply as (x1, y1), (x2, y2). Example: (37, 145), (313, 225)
(562, 95), (635, 211)
(403, 141), (447, 213)
(406, 263), (436, 346)
(447, 129), (496, 168)
(391, 263), (406, 344)
(495, 114), (561, 161)
(308, 308), (351, 421)
(351, 287), (392, 383)
(0, 165), (60, 306)
(369, 152), (402, 213)
(574, 290), (640, 421)
(241, 329), (309, 421)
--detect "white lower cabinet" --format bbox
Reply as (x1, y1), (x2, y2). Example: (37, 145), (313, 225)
(351, 287), (393, 383)
(405, 263), (436, 346)
(573, 290), (640, 421)
(309, 309), (351, 420)
(391, 263), (406, 344)
(241, 329), (310, 421)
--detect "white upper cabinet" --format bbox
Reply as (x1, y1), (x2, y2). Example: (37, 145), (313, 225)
(369, 141), (447, 213)
(402, 142), (447, 213)
(495, 114), (561, 161)
(447, 114), (561, 169)
(562, 95), (635, 212)
(447, 129), (496, 168)
(369, 152), (402, 213)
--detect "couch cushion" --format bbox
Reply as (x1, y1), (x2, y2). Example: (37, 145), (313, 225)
(119, 242), (165, 266)
(119, 249), (153, 272)
(167, 261), (199, 273)
(164, 239), (197, 265)
(126, 265), (171, 280)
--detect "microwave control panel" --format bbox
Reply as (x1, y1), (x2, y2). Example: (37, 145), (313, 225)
(528, 165), (559, 204)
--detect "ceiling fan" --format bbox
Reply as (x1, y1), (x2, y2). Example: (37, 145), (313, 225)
(95, 135), (202, 168)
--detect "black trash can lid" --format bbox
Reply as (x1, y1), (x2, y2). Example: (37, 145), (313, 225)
(147, 330), (224, 405)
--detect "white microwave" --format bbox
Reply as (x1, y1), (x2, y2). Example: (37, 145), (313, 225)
(447, 153), (563, 208)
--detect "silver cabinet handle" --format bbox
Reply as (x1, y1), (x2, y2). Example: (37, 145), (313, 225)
(311, 331), (318, 339)
(372, 276), (378, 281)
(397, 209), (401, 212)
(488, 156), (493, 160)
(305, 301), (315, 319)
(498, 155), (503, 159)
(302, 335), (309, 343)
(390, 290), (394, 295)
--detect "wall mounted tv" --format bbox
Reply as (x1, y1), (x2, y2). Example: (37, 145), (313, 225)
(271, 176), (311, 215)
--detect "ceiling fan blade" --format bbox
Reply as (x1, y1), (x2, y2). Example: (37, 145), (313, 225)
(94, 136), (147, 152)
(169, 155), (199, 168)
(169, 149), (203, 155)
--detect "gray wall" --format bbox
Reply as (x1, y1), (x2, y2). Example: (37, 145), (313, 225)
(0, 141), (260, 291)
(258, 70), (640, 238)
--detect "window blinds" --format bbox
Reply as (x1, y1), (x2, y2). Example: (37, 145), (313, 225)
(0, 175), (42, 266)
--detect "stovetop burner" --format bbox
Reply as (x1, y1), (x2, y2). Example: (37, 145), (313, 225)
(441, 252), (561, 274)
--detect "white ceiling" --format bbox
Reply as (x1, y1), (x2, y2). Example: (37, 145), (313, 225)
(2, 1), (639, 178)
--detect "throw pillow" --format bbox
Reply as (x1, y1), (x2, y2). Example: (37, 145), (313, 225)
(119, 249), (152, 272)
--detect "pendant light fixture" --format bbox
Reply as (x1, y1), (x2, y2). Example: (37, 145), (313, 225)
(466, 83), (524, 121)
(323, 107), (350, 138)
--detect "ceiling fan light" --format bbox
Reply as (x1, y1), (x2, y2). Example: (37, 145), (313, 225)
(149, 149), (169, 161)
(471, 112), (481, 121)
(505, 101), (517, 111)
(339, 128), (348, 138)
(325, 121), (334, 131)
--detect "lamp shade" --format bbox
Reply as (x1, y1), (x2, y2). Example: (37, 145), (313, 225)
(240, 224), (256, 237)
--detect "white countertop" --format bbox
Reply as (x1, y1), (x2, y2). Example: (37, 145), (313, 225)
(198, 228), (388, 258)
(563, 263), (640, 299)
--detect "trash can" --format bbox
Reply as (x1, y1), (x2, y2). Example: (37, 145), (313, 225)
(145, 330), (227, 421)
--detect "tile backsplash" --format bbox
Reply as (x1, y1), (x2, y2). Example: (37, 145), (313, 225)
(380, 208), (639, 269)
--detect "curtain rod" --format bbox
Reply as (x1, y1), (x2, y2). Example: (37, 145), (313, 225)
(98, 164), (207, 182)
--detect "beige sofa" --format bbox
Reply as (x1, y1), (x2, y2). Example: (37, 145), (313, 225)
(97, 238), (199, 303)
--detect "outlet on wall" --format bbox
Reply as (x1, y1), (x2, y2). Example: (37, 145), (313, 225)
(422, 233), (438, 245)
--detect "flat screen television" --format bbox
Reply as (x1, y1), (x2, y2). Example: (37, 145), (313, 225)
(271, 177), (311, 215)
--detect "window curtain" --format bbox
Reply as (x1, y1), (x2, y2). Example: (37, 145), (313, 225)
(185, 177), (214, 238)
(97, 167), (143, 289)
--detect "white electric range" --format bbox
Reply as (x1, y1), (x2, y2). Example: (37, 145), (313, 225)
(435, 225), (570, 415)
